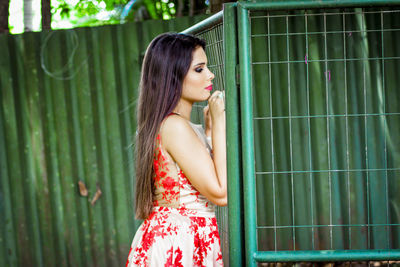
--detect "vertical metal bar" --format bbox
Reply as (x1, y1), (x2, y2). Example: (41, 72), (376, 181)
(323, 11), (333, 249)
(363, 14), (371, 249)
(286, 14), (296, 250)
(305, 10), (315, 251)
(224, 3), (244, 266)
(343, 11), (352, 249)
(218, 25), (225, 95)
(380, 9), (390, 249)
(267, 11), (278, 251)
(238, 3), (257, 267)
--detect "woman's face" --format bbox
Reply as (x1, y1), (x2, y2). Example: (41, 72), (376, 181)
(181, 46), (215, 103)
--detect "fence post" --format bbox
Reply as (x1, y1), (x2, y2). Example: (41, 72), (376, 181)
(224, 2), (245, 267)
(237, 3), (257, 267)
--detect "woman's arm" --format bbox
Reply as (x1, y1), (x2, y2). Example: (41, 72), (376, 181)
(208, 91), (227, 204)
(162, 93), (227, 206)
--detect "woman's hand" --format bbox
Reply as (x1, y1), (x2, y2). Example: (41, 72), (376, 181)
(208, 91), (225, 123)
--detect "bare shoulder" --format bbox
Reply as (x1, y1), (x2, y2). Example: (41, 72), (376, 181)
(161, 114), (192, 135)
(161, 115), (198, 149)
(159, 114), (226, 205)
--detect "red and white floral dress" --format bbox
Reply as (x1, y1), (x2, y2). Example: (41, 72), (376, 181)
(126, 121), (223, 267)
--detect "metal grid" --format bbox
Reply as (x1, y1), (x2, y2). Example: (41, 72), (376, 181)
(249, 4), (400, 257)
(184, 21), (230, 265)
(190, 23), (225, 121)
(237, 1), (400, 265)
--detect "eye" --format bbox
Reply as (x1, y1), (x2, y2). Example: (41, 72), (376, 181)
(195, 67), (203, 73)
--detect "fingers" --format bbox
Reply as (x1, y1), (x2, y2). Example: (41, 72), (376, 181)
(208, 91), (225, 109)
(209, 90), (224, 101)
(208, 91), (225, 121)
(203, 105), (209, 116)
(218, 90), (225, 100)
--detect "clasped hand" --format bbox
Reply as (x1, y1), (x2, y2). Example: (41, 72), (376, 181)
(204, 91), (225, 137)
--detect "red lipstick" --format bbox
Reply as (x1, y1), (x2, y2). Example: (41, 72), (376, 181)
(205, 85), (213, 91)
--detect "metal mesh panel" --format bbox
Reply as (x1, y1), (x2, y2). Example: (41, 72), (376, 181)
(188, 22), (230, 265)
(190, 23), (225, 121)
(250, 6), (400, 254)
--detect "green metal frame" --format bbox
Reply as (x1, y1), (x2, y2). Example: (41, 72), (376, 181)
(237, 3), (257, 267)
(239, 0), (400, 10)
(237, 0), (400, 266)
(181, 11), (223, 35)
(223, 3), (245, 267)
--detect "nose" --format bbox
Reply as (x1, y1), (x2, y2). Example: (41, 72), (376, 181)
(208, 69), (215, 80)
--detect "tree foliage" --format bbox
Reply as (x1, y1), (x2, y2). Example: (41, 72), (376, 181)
(52, 0), (211, 28)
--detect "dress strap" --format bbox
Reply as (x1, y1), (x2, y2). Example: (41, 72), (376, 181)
(167, 112), (181, 117)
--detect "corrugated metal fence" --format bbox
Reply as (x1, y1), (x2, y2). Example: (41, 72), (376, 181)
(0, 15), (209, 267)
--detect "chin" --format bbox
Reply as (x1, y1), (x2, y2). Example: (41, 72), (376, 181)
(202, 92), (211, 101)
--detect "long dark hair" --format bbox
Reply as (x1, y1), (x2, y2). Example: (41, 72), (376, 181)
(135, 33), (206, 219)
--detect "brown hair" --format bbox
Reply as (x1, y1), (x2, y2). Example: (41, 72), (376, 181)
(135, 33), (206, 219)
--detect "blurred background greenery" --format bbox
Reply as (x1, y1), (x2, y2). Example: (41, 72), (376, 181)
(1, 0), (228, 34)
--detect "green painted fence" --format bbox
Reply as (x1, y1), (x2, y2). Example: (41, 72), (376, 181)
(0, 15), (212, 267)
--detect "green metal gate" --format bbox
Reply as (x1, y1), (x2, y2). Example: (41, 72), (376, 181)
(184, 1), (400, 266)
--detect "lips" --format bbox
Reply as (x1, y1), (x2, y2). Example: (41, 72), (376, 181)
(205, 85), (213, 91)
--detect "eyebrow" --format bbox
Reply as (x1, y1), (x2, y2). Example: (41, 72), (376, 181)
(193, 62), (206, 67)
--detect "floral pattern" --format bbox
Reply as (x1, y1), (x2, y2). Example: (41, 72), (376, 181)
(127, 206), (222, 267)
(126, 123), (223, 267)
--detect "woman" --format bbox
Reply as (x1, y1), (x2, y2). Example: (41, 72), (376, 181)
(126, 33), (227, 266)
